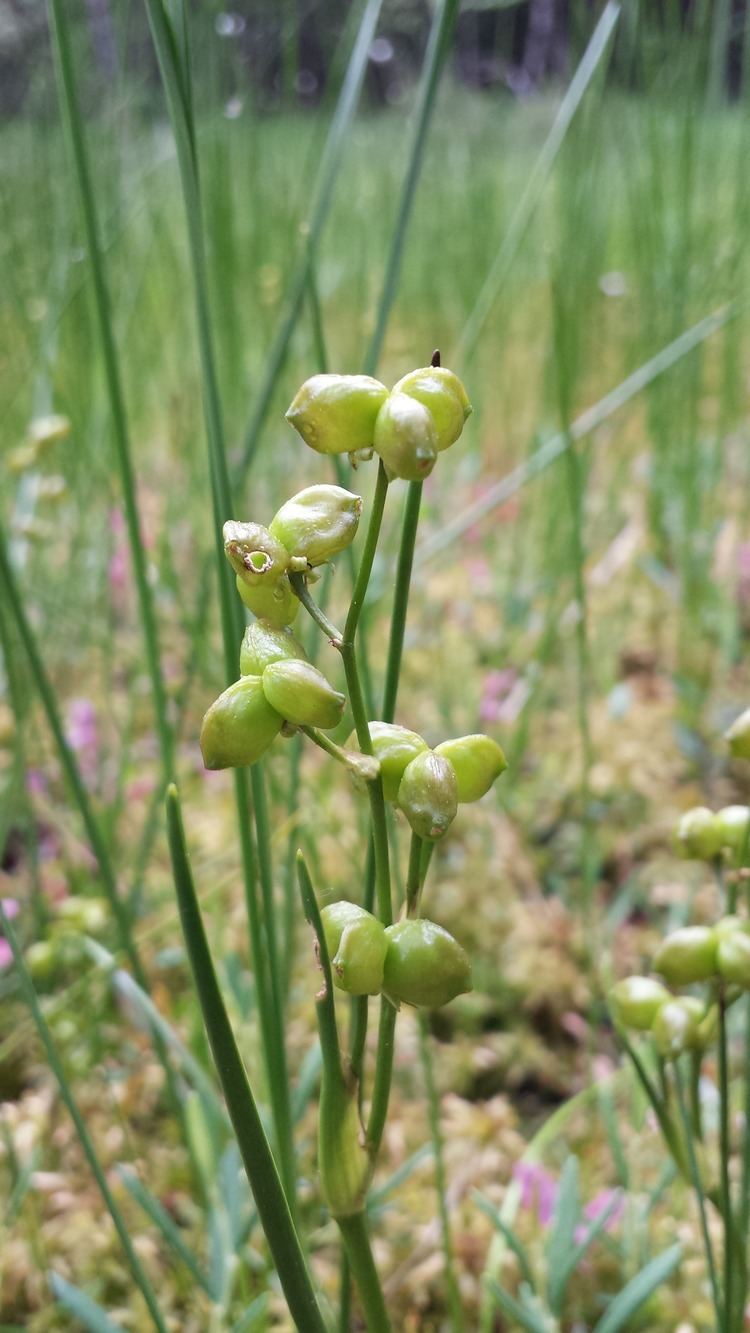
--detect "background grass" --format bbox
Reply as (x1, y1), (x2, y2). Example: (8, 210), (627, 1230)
(3, 2), (750, 1328)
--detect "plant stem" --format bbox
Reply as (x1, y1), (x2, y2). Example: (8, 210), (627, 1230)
(143, 0), (296, 1205)
(239, 0), (385, 472)
(48, 0), (174, 782)
(674, 1060), (723, 1328)
(406, 832), (424, 917)
(418, 1013), (465, 1332)
(690, 1050), (704, 1141)
(718, 988), (736, 1332)
(166, 789), (326, 1331)
(381, 482), (423, 722)
(337, 1213), (392, 1332)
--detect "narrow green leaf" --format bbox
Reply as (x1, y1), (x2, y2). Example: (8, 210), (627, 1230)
(363, 0), (460, 375)
(84, 939), (228, 1127)
(165, 786), (326, 1333)
(546, 1156), (580, 1314)
(416, 303), (736, 571)
(117, 1167), (213, 1296)
(551, 1191), (623, 1314)
(487, 1279), (551, 1333)
(48, 0), (174, 781)
(292, 1040), (323, 1124)
(457, 0), (621, 361)
(231, 1293), (269, 1333)
(49, 1275), (124, 1333)
(368, 1144), (433, 1213)
(593, 1244), (682, 1333)
(473, 1192), (536, 1292)
(240, 0), (385, 471)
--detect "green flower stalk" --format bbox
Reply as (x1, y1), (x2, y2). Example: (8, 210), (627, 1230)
(285, 373), (388, 455)
(262, 659), (345, 729)
(270, 485), (363, 566)
(200, 677), (283, 769)
(397, 750), (458, 840)
(383, 919), (472, 1009)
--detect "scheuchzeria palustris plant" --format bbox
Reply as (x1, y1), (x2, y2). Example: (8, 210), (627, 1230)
(609, 707), (750, 1333)
(178, 356), (508, 1329)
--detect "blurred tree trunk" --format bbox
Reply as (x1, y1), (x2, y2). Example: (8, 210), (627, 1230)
(83, 0), (117, 80)
(522, 0), (568, 85)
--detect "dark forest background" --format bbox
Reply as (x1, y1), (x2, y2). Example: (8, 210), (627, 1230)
(2, 0), (747, 119)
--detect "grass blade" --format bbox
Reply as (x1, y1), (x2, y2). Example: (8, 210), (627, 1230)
(239, 0), (386, 471)
(142, 0), (296, 1204)
(416, 302), (736, 569)
(49, 1275), (125, 1333)
(164, 786), (327, 1333)
(0, 521), (144, 984)
(363, 0), (460, 375)
(47, 0), (173, 779)
(117, 1167), (214, 1297)
(456, 0), (621, 362)
(473, 1193), (536, 1292)
(593, 1243), (682, 1333)
(546, 1155), (580, 1315)
(487, 1280), (550, 1333)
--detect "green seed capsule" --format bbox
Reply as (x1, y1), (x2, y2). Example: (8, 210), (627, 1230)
(56, 897), (108, 935)
(269, 485), (363, 566)
(333, 919), (388, 996)
(715, 805), (750, 853)
(717, 931), (750, 987)
(321, 901), (372, 957)
(397, 751), (458, 840)
(383, 918), (472, 1008)
(609, 976), (670, 1031)
(285, 373), (388, 455)
(652, 926), (717, 986)
(652, 997), (704, 1059)
(25, 940), (57, 982)
(223, 520), (290, 585)
(320, 902), (387, 994)
(434, 734), (507, 803)
(262, 659), (345, 729)
(726, 707), (750, 761)
(675, 807), (723, 861)
(359, 722), (429, 802)
(373, 392), (438, 482)
(239, 621), (307, 676)
(200, 676), (283, 769)
(392, 366), (472, 451)
(714, 915), (750, 940)
(235, 574), (300, 628)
